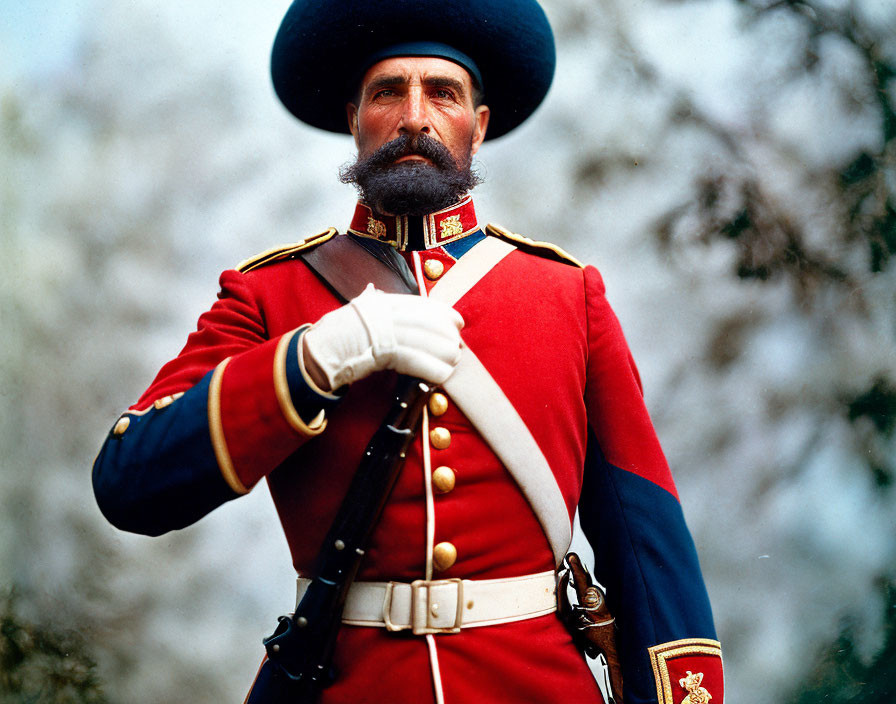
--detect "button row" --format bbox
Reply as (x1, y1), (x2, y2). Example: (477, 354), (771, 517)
(429, 390), (456, 572)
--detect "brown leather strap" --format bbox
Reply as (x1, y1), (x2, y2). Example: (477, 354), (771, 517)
(299, 234), (418, 301)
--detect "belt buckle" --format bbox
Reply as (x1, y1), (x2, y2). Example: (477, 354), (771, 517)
(409, 578), (464, 635)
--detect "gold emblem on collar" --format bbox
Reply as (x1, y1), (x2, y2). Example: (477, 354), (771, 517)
(439, 215), (464, 239)
(367, 217), (387, 239)
(678, 671), (711, 704)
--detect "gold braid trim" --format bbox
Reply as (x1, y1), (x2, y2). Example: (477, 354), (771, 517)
(208, 358), (249, 495)
(236, 228), (337, 273)
(485, 223), (584, 269)
(273, 329), (328, 437)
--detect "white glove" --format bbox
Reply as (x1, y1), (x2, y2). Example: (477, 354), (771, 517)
(303, 284), (464, 390)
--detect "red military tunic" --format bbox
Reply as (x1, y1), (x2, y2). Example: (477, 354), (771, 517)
(93, 202), (723, 704)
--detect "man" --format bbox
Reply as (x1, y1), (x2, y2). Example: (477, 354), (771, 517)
(92, 1), (724, 702)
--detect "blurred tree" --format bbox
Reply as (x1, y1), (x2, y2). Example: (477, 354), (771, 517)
(1, 2), (336, 700)
(0, 9), (269, 702)
(636, 0), (896, 696)
(787, 579), (896, 704)
(649, 0), (896, 485)
(0, 590), (107, 704)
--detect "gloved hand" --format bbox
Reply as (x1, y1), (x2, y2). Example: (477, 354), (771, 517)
(302, 284), (464, 391)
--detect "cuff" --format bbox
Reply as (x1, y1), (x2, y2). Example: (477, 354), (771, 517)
(647, 639), (724, 704)
(93, 371), (242, 535)
(209, 327), (344, 492)
(283, 325), (344, 430)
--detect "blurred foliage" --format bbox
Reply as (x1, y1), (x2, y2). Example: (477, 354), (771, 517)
(0, 590), (107, 704)
(847, 377), (896, 437)
(657, 0), (896, 288)
(788, 579), (896, 704)
(737, 0), (896, 279)
(845, 376), (896, 487)
(650, 0), (896, 491)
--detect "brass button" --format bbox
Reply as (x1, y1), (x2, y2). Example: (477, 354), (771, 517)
(433, 542), (457, 571)
(429, 427), (451, 450)
(153, 395), (175, 409)
(428, 392), (448, 417)
(423, 259), (445, 280)
(112, 416), (131, 436)
(432, 466), (456, 494)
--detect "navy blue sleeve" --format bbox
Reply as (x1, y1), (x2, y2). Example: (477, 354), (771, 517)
(93, 371), (236, 536)
(92, 331), (343, 537)
(578, 430), (717, 704)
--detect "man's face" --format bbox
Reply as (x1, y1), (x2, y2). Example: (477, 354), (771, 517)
(339, 57), (490, 216)
(347, 56), (490, 165)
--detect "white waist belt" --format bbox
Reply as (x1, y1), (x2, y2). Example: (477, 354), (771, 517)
(296, 570), (558, 636)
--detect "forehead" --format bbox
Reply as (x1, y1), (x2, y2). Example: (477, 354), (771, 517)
(358, 56), (474, 94)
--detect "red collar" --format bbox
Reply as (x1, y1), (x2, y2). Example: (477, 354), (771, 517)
(347, 196), (479, 250)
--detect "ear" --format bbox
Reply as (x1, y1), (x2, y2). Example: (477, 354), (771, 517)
(471, 105), (490, 155)
(346, 103), (360, 148)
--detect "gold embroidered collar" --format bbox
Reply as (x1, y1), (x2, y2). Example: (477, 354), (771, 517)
(347, 196), (479, 250)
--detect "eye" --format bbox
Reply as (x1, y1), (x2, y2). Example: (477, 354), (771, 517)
(433, 88), (455, 100)
(373, 88), (395, 99)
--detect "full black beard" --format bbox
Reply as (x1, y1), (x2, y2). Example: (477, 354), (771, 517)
(340, 133), (482, 216)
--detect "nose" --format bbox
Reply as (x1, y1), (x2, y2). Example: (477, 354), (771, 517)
(398, 86), (430, 136)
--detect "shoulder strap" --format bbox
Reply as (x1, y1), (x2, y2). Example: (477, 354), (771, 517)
(485, 223), (584, 269)
(299, 234), (418, 301)
(237, 229), (338, 273)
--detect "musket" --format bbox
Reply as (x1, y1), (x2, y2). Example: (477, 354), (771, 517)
(257, 376), (432, 702)
(243, 234), (433, 703)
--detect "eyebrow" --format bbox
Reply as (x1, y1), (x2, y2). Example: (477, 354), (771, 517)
(365, 74), (468, 97)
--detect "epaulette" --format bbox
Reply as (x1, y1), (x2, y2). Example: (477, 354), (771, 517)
(236, 228), (338, 273)
(485, 223), (584, 269)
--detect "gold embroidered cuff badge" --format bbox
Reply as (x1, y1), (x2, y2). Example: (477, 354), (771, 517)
(647, 638), (724, 704)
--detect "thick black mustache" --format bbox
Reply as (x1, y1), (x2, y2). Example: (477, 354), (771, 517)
(345, 133), (461, 175)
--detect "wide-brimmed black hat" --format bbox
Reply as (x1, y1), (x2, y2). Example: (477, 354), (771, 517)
(270, 0), (555, 140)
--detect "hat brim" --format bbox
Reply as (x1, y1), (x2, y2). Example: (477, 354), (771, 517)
(270, 0), (555, 140)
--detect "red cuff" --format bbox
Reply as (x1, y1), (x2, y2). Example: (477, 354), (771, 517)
(209, 330), (326, 491)
(648, 639), (724, 704)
